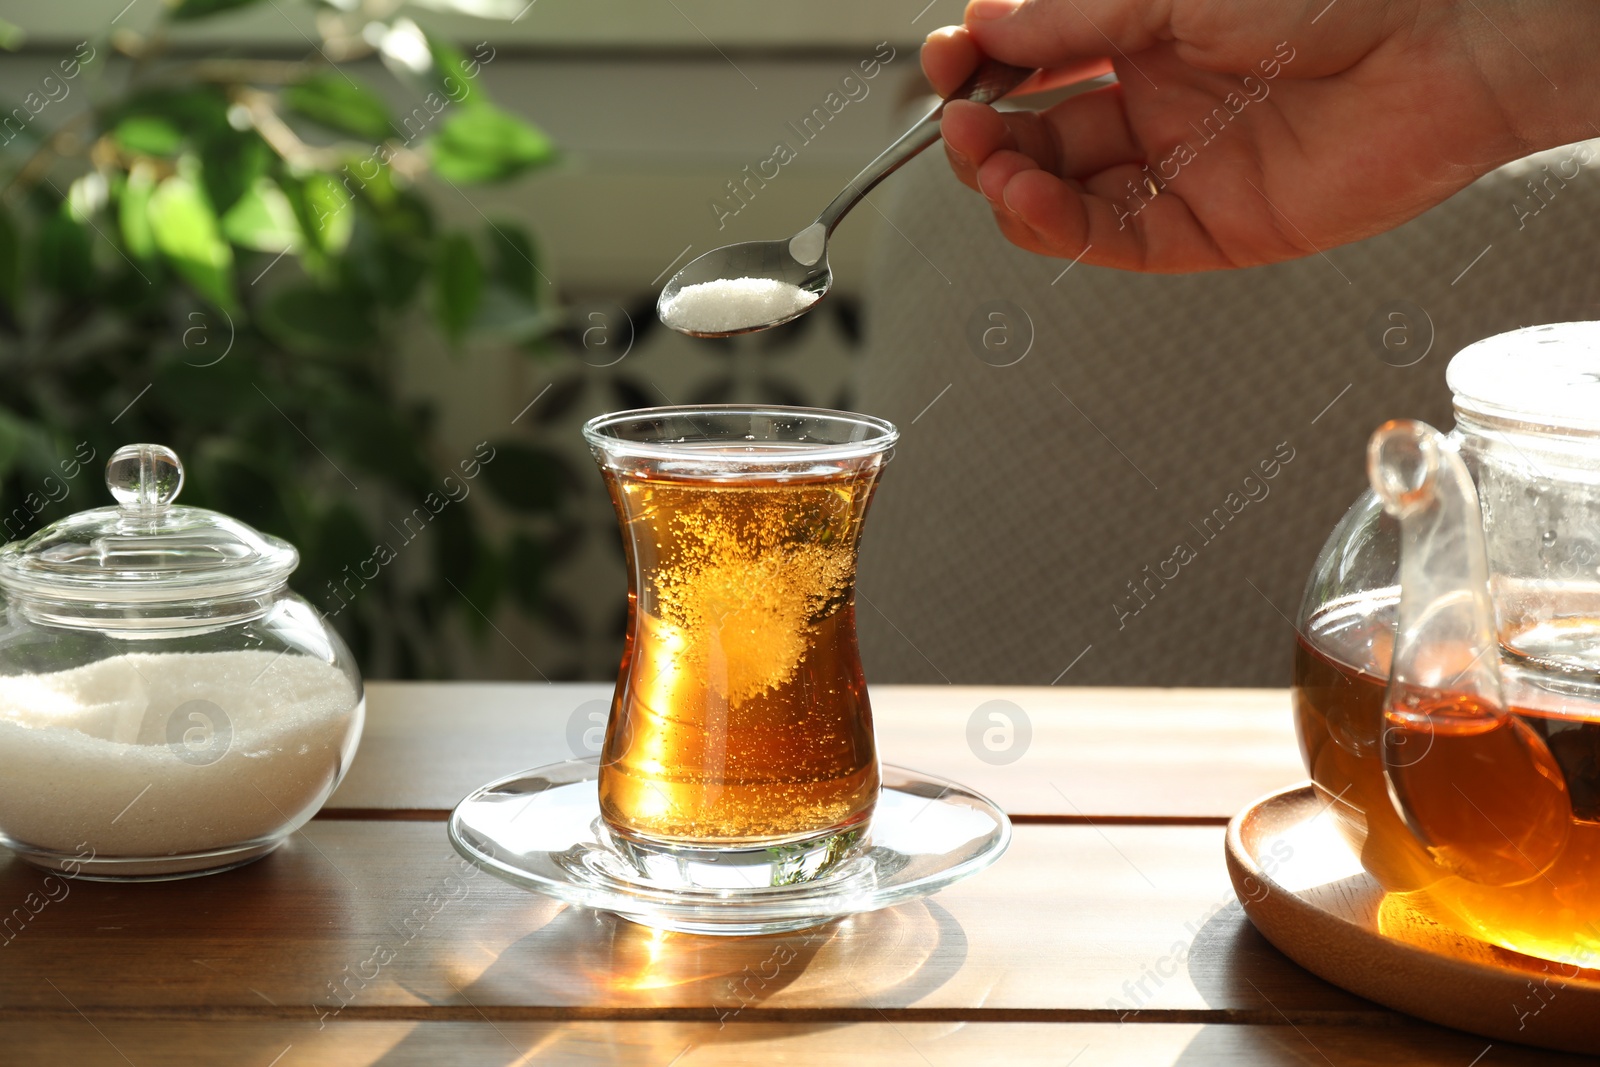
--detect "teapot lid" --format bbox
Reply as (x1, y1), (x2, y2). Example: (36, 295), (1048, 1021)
(0, 443), (298, 604)
(1449, 321), (1600, 433)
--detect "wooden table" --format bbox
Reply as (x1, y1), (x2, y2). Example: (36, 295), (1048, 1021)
(1, 684), (1585, 1065)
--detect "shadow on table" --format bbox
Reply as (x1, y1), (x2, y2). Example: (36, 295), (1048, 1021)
(1169, 1016), (1595, 1066)
(1173, 905), (1594, 1065)
(369, 897), (968, 1065)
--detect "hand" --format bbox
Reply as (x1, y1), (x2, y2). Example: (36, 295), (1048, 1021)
(923, 0), (1598, 271)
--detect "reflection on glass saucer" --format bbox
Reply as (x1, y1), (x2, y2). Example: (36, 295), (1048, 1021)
(448, 761), (1011, 936)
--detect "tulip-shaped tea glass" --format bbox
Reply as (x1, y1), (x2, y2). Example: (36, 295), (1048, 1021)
(582, 406), (896, 886)
(448, 404), (1007, 931)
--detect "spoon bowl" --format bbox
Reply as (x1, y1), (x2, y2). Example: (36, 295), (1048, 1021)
(657, 59), (1034, 338)
(655, 224), (830, 338)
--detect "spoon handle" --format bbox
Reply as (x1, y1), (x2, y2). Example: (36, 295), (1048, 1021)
(814, 58), (1036, 235)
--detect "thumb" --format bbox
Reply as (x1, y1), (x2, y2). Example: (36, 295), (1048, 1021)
(963, 0), (1165, 69)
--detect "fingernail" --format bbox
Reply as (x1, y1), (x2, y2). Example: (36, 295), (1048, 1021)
(1001, 182), (1020, 214)
(967, 0), (1017, 20)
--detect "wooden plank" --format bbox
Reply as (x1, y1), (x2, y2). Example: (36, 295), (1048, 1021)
(326, 681), (612, 817)
(328, 683), (1303, 819)
(0, 1020), (1580, 1066)
(0, 822), (1367, 1020)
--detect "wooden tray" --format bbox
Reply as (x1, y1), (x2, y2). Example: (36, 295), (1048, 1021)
(1226, 784), (1600, 1056)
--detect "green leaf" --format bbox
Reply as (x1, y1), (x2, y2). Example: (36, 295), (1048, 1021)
(282, 74), (396, 143)
(480, 443), (568, 513)
(148, 171), (236, 311)
(303, 172), (354, 254)
(119, 164), (158, 260)
(260, 285), (376, 354)
(343, 156), (399, 208)
(423, 33), (485, 109)
(36, 210), (94, 298)
(0, 410), (34, 482)
(488, 220), (540, 297)
(434, 232), (482, 344)
(221, 178), (301, 253)
(378, 189), (434, 241)
(375, 250), (428, 308)
(170, 0), (264, 20)
(346, 216), (427, 309)
(0, 202), (19, 313)
(113, 87), (230, 140)
(114, 115), (183, 157)
(426, 105), (556, 184)
(198, 129), (269, 216)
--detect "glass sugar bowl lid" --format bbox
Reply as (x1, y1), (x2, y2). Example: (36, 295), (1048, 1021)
(0, 443), (298, 629)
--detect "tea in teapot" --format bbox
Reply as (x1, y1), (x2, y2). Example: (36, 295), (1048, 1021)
(1294, 322), (1600, 968)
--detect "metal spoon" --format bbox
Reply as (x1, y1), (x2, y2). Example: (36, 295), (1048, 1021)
(657, 59), (1036, 338)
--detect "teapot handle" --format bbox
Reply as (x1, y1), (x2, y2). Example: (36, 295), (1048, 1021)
(1368, 419), (1570, 886)
(1369, 421), (1504, 714)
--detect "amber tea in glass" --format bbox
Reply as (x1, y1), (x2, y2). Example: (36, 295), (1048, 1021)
(583, 406), (896, 884)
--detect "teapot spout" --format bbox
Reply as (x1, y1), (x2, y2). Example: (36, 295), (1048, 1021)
(1368, 420), (1570, 886)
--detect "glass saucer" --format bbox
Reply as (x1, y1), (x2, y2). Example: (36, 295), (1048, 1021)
(448, 760), (1011, 935)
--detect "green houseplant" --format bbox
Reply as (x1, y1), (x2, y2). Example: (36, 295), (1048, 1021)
(0, 0), (580, 677)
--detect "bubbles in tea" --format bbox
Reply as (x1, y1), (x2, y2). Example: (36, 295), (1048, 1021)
(598, 459), (881, 846)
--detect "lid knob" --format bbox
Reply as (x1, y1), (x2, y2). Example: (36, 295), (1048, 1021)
(106, 444), (184, 513)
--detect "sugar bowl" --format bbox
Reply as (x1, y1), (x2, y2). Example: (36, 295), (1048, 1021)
(0, 444), (363, 879)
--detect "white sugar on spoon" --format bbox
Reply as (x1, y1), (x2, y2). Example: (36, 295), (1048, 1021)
(657, 58), (1036, 338)
(660, 277), (820, 336)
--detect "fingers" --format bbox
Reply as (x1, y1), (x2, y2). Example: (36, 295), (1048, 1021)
(923, 0), (1242, 270)
(921, 26), (981, 98)
(974, 157), (1234, 272)
(923, 23), (1113, 100)
(1013, 58), (1116, 96)
(936, 76), (1202, 267)
(941, 100), (1015, 190)
(1033, 85), (1143, 177)
(963, 0), (1167, 70)
(942, 101), (1066, 191)
(942, 86), (1143, 191)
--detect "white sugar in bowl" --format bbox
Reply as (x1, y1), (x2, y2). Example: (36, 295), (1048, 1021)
(0, 444), (364, 879)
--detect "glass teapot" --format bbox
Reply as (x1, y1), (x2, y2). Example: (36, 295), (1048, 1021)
(1295, 321), (1600, 967)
